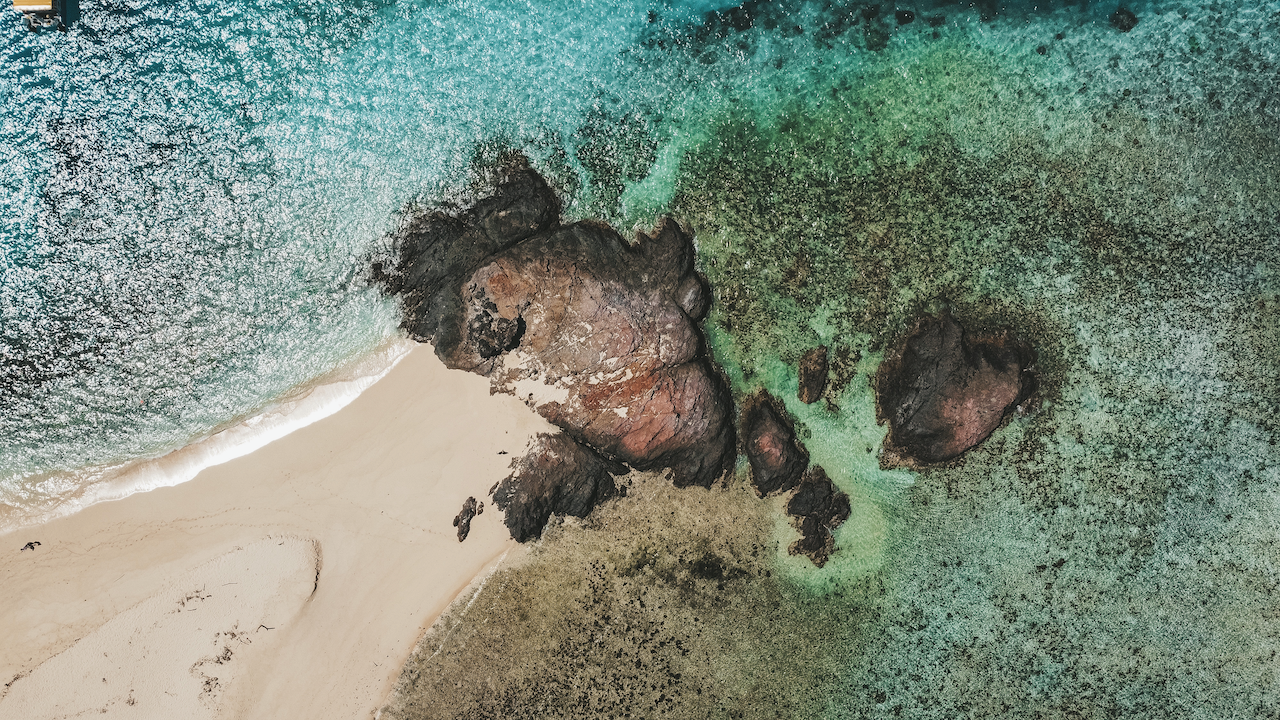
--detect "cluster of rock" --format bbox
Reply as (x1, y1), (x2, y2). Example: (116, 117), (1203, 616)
(378, 159), (1037, 563)
(376, 157), (735, 542)
(738, 311), (1035, 564)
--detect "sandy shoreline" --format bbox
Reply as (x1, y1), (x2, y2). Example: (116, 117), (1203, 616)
(0, 343), (550, 719)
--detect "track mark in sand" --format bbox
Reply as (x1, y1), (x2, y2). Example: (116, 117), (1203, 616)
(0, 537), (318, 719)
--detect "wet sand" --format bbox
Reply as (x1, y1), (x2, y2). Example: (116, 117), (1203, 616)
(0, 344), (549, 719)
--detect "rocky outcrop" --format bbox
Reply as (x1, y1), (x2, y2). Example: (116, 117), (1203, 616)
(492, 433), (626, 542)
(797, 346), (828, 404)
(740, 390), (808, 497)
(785, 466), (850, 567)
(452, 497), (483, 542)
(438, 217), (733, 487)
(373, 161), (561, 348)
(379, 158), (736, 540)
(876, 313), (1036, 464)
(741, 388), (855, 567)
(1109, 6), (1138, 32)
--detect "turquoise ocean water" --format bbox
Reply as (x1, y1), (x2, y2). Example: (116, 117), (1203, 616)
(4, 0), (1280, 715)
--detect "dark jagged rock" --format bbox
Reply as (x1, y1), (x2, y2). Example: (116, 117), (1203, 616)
(493, 433), (627, 542)
(379, 158), (736, 538)
(785, 466), (850, 567)
(452, 496), (483, 542)
(378, 161), (561, 348)
(797, 346), (829, 404)
(877, 312), (1036, 464)
(740, 391), (809, 497)
(894, 9), (915, 25)
(1109, 6), (1138, 32)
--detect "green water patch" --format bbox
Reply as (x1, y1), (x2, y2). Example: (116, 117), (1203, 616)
(707, 317), (913, 594)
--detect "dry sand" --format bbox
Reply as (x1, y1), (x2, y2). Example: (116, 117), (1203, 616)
(0, 343), (551, 719)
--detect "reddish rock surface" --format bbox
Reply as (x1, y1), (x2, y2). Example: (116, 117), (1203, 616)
(439, 218), (733, 488)
(379, 158), (736, 539)
(740, 390), (809, 497)
(876, 313), (1036, 464)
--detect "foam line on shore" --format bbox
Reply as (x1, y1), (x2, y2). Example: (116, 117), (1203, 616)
(0, 338), (415, 536)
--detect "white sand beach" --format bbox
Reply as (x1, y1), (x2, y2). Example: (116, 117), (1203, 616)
(0, 344), (549, 719)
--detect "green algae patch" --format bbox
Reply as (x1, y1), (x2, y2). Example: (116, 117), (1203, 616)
(379, 472), (888, 720)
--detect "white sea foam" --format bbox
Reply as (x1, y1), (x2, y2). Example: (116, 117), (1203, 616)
(0, 337), (414, 536)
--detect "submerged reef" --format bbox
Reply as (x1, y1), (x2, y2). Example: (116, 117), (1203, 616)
(877, 313), (1037, 465)
(380, 472), (876, 720)
(377, 158), (736, 539)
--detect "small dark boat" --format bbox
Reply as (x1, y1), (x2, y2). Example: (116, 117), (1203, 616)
(13, 0), (64, 31)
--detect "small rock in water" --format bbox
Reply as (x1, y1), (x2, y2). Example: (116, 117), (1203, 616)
(797, 346), (829, 404)
(453, 497), (481, 542)
(876, 312), (1036, 464)
(785, 466), (851, 567)
(1109, 6), (1138, 32)
(740, 390), (809, 497)
(894, 9), (915, 25)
